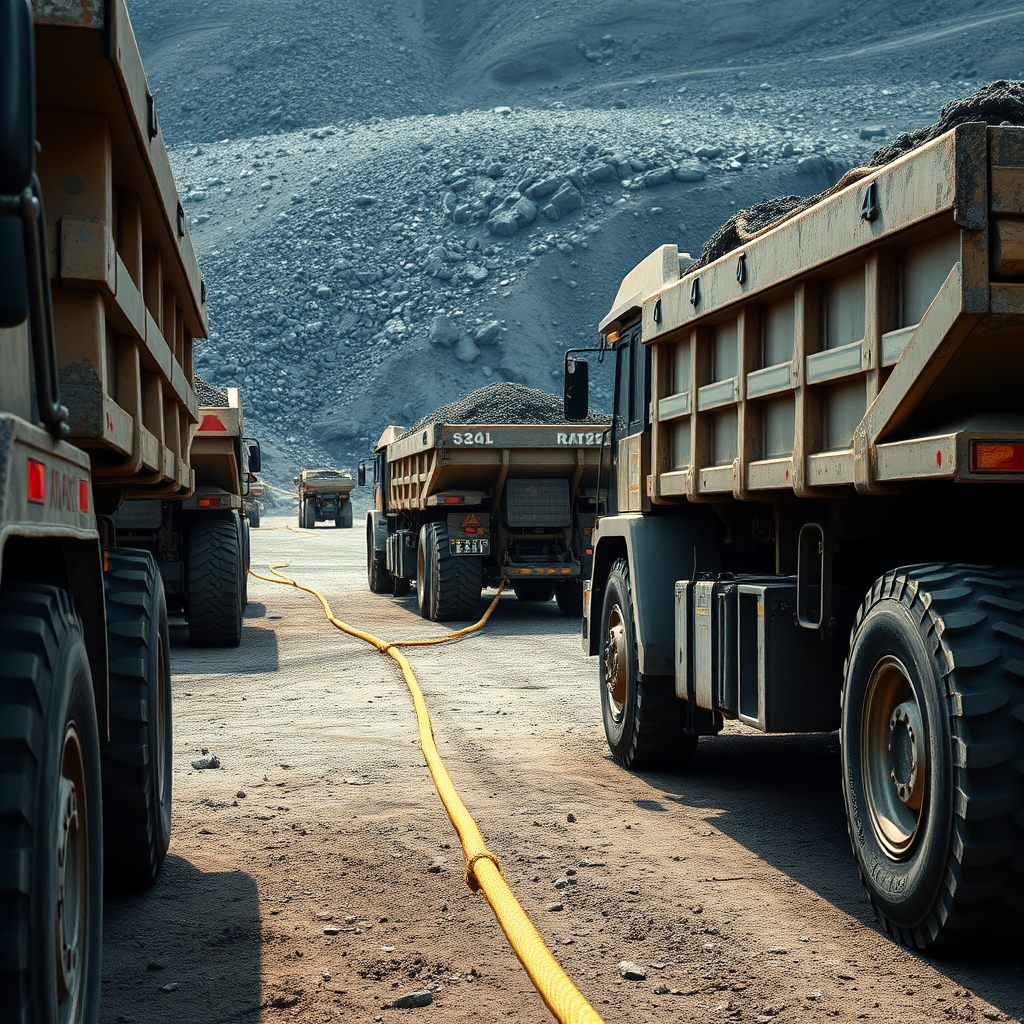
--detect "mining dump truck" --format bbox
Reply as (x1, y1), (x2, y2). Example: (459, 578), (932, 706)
(297, 467), (354, 528)
(361, 385), (609, 620)
(0, 1), (205, 1018)
(112, 379), (262, 646)
(566, 121), (1024, 950)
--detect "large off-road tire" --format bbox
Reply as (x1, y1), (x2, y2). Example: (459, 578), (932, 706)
(187, 512), (243, 647)
(0, 585), (103, 1024)
(100, 550), (172, 890)
(367, 520), (393, 594)
(555, 579), (585, 617)
(841, 564), (1024, 950)
(240, 515), (251, 610)
(512, 581), (555, 603)
(424, 521), (482, 622)
(416, 524), (433, 618)
(336, 502), (353, 529)
(393, 576), (412, 597)
(301, 500), (317, 530)
(248, 504), (260, 528)
(600, 558), (695, 769)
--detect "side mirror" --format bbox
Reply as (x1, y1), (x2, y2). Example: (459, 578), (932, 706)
(0, 0), (36, 328)
(563, 356), (589, 421)
(246, 439), (262, 474)
(0, 0), (35, 195)
(357, 460), (366, 487)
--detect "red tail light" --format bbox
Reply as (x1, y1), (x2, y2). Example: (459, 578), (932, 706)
(27, 459), (46, 504)
(78, 479), (90, 513)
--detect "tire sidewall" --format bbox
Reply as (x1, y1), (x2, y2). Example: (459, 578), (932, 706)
(417, 524), (433, 618)
(841, 597), (953, 927)
(32, 611), (103, 1024)
(151, 581), (173, 852)
(599, 561), (636, 761)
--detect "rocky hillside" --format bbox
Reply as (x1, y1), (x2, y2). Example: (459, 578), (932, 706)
(127, 0), (1024, 484)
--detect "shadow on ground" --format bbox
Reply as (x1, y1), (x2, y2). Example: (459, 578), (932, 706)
(101, 854), (262, 1023)
(168, 622), (281, 673)
(637, 731), (1024, 1015)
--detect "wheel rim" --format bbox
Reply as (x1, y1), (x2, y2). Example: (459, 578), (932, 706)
(155, 631), (170, 809)
(603, 602), (628, 721)
(56, 722), (89, 1024)
(861, 655), (928, 859)
(417, 540), (428, 610)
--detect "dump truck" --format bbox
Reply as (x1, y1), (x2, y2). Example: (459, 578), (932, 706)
(297, 467), (354, 528)
(113, 380), (262, 646)
(565, 120), (1024, 950)
(0, 1), (207, 1019)
(361, 419), (609, 619)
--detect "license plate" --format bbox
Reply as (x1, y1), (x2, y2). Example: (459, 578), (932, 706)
(452, 538), (489, 555)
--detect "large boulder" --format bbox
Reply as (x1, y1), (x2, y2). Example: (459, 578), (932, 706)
(430, 315), (461, 348)
(453, 335), (481, 363)
(541, 183), (583, 222)
(487, 210), (519, 236)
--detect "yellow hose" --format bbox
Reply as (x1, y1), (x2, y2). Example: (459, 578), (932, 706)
(248, 562), (605, 1024)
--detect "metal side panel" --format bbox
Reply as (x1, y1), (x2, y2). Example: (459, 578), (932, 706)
(590, 511), (720, 677)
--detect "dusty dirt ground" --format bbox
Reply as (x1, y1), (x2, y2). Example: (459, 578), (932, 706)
(100, 519), (1024, 1024)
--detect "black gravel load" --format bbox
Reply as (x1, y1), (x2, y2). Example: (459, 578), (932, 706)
(695, 81), (1024, 270)
(194, 375), (229, 407)
(413, 382), (606, 429)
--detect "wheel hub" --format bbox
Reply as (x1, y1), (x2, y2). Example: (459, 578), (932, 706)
(889, 701), (924, 809)
(603, 605), (627, 721)
(56, 725), (88, 1020)
(861, 656), (929, 859)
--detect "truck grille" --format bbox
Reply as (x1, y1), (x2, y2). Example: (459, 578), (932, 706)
(504, 479), (570, 528)
(112, 499), (164, 529)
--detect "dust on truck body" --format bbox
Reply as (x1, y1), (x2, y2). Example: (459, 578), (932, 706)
(0, 1), (207, 1020)
(112, 383), (262, 646)
(365, 422), (609, 620)
(576, 122), (1024, 950)
(297, 467), (355, 528)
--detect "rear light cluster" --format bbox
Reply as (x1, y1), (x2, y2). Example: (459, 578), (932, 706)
(26, 459), (90, 512)
(197, 495), (233, 508)
(27, 459), (46, 504)
(971, 441), (1024, 473)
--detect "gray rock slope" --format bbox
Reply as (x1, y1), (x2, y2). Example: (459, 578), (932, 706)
(127, 0), (1024, 484)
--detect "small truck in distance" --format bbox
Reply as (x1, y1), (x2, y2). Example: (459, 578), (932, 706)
(361, 384), (609, 621)
(297, 467), (355, 528)
(566, 118), (1024, 950)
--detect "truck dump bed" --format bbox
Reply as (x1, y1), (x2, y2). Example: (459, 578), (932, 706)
(601, 123), (1024, 505)
(33, 0), (206, 498)
(299, 469), (355, 495)
(192, 386), (244, 501)
(384, 423), (607, 509)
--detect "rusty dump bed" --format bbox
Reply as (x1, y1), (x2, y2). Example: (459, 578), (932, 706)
(32, 0), (207, 497)
(299, 469), (354, 495)
(382, 423), (609, 510)
(602, 124), (1024, 502)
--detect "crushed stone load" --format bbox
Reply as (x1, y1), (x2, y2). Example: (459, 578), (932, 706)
(194, 375), (229, 407)
(695, 81), (1024, 269)
(413, 382), (607, 430)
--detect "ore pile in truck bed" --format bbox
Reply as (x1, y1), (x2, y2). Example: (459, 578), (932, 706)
(695, 80), (1024, 269)
(194, 375), (229, 407)
(411, 382), (608, 431)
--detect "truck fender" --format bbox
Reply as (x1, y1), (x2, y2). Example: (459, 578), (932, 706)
(367, 510), (388, 558)
(587, 512), (720, 678)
